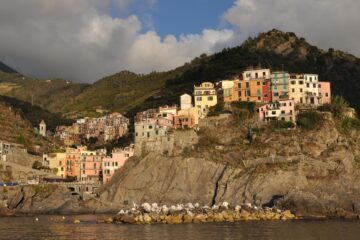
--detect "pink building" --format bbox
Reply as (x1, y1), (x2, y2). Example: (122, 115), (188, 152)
(319, 82), (331, 105)
(258, 100), (296, 123)
(156, 112), (175, 127)
(103, 145), (134, 183)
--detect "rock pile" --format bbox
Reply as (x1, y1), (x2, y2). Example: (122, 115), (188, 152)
(113, 202), (296, 224)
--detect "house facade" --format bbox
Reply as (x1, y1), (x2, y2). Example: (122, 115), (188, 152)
(194, 82), (218, 118)
(271, 72), (290, 102)
(103, 145), (134, 184)
(258, 100), (296, 123)
(319, 82), (331, 105)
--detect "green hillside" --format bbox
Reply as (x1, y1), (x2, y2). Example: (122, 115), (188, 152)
(1, 29), (360, 118)
(0, 61), (17, 74)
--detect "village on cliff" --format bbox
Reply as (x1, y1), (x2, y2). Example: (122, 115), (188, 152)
(1, 67), (334, 193)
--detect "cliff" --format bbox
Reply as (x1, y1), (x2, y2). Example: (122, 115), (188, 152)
(100, 113), (360, 218)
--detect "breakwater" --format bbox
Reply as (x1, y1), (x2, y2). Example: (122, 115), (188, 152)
(113, 202), (296, 224)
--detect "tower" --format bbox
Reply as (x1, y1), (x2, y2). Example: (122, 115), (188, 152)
(180, 94), (192, 110)
(39, 120), (46, 137)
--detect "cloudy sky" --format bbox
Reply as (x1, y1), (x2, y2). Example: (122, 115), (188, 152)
(0, 0), (359, 82)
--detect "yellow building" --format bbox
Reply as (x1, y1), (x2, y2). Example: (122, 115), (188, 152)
(194, 82), (218, 118)
(219, 80), (236, 102)
(43, 152), (66, 177)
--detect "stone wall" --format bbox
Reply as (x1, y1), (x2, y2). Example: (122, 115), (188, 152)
(134, 129), (198, 157)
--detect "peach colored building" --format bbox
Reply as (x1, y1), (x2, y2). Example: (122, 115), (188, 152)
(103, 145), (134, 183)
(319, 82), (331, 105)
(79, 149), (106, 183)
(258, 100), (296, 123)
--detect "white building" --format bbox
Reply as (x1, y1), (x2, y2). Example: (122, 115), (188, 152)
(180, 94), (192, 110)
(242, 69), (271, 81)
(304, 74), (321, 106)
(39, 120), (47, 137)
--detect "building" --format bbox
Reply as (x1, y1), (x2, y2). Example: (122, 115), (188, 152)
(175, 94), (199, 129)
(39, 120), (47, 137)
(103, 145), (134, 183)
(304, 74), (321, 106)
(319, 82), (331, 105)
(289, 74), (306, 104)
(42, 153), (66, 177)
(55, 113), (129, 146)
(180, 94), (192, 110)
(258, 100), (296, 123)
(79, 148), (106, 183)
(194, 82), (218, 118)
(134, 118), (170, 143)
(271, 72), (290, 102)
(218, 80), (236, 103)
(238, 69), (271, 102)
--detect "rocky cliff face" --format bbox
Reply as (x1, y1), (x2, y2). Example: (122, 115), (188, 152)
(100, 113), (360, 218)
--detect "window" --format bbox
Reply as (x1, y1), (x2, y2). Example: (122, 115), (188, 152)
(300, 88), (303, 93)
(290, 110), (293, 114)
(208, 96), (213, 101)
(310, 77), (312, 82)
(281, 111), (285, 114)
(272, 111), (276, 115)
(325, 93), (329, 97)
(306, 83), (310, 87)
(291, 81), (296, 85)
(299, 81), (304, 85)
(246, 82), (249, 88)
(238, 91), (241, 97)
(149, 125), (153, 129)
(263, 72), (266, 77)
(274, 93), (279, 97)
(258, 97), (261, 101)
(300, 97), (303, 103)
(238, 83), (241, 88)
(292, 88), (295, 93)
(289, 102), (292, 106)
(196, 97), (202, 101)
(257, 89), (261, 96)
(313, 84), (316, 88)
(93, 163), (96, 169)
(147, 132), (150, 138)
(255, 73), (258, 78)
(257, 81), (260, 86)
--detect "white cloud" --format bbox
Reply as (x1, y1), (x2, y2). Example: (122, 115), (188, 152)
(223, 0), (360, 55)
(0, 0), (238, 82)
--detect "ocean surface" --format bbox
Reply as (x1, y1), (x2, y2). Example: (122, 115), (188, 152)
(0, 215), (359, 240)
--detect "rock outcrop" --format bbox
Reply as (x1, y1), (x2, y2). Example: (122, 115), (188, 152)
(100, 114), (360, 218)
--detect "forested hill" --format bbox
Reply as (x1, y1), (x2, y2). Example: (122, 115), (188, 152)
(1, 29), (360, 118)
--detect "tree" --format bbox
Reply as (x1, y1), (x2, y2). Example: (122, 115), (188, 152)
(330, 95), (349, 119)
(32, 161), (43, 170)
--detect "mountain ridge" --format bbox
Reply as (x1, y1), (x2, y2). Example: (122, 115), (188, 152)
(1, 29), (360, 118)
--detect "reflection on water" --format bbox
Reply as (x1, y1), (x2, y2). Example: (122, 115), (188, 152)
(0, 215), (360, 240)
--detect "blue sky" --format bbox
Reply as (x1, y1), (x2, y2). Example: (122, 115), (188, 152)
(150, 0), (234, 36)
(113, 0), (235, 36)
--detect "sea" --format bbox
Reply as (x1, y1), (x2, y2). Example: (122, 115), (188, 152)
(0, 215), (359, 240)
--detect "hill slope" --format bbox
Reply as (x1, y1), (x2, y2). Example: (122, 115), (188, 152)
(0, 61), (17, 74)
(55, 29), (360, 116)
(0, 98), (54, 153)
(1, 29), (360, 117)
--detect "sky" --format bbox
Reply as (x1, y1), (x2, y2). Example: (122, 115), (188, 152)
(0, 0), (359, 83)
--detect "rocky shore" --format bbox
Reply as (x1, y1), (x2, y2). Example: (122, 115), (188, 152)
(113, 202), (296, 224)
